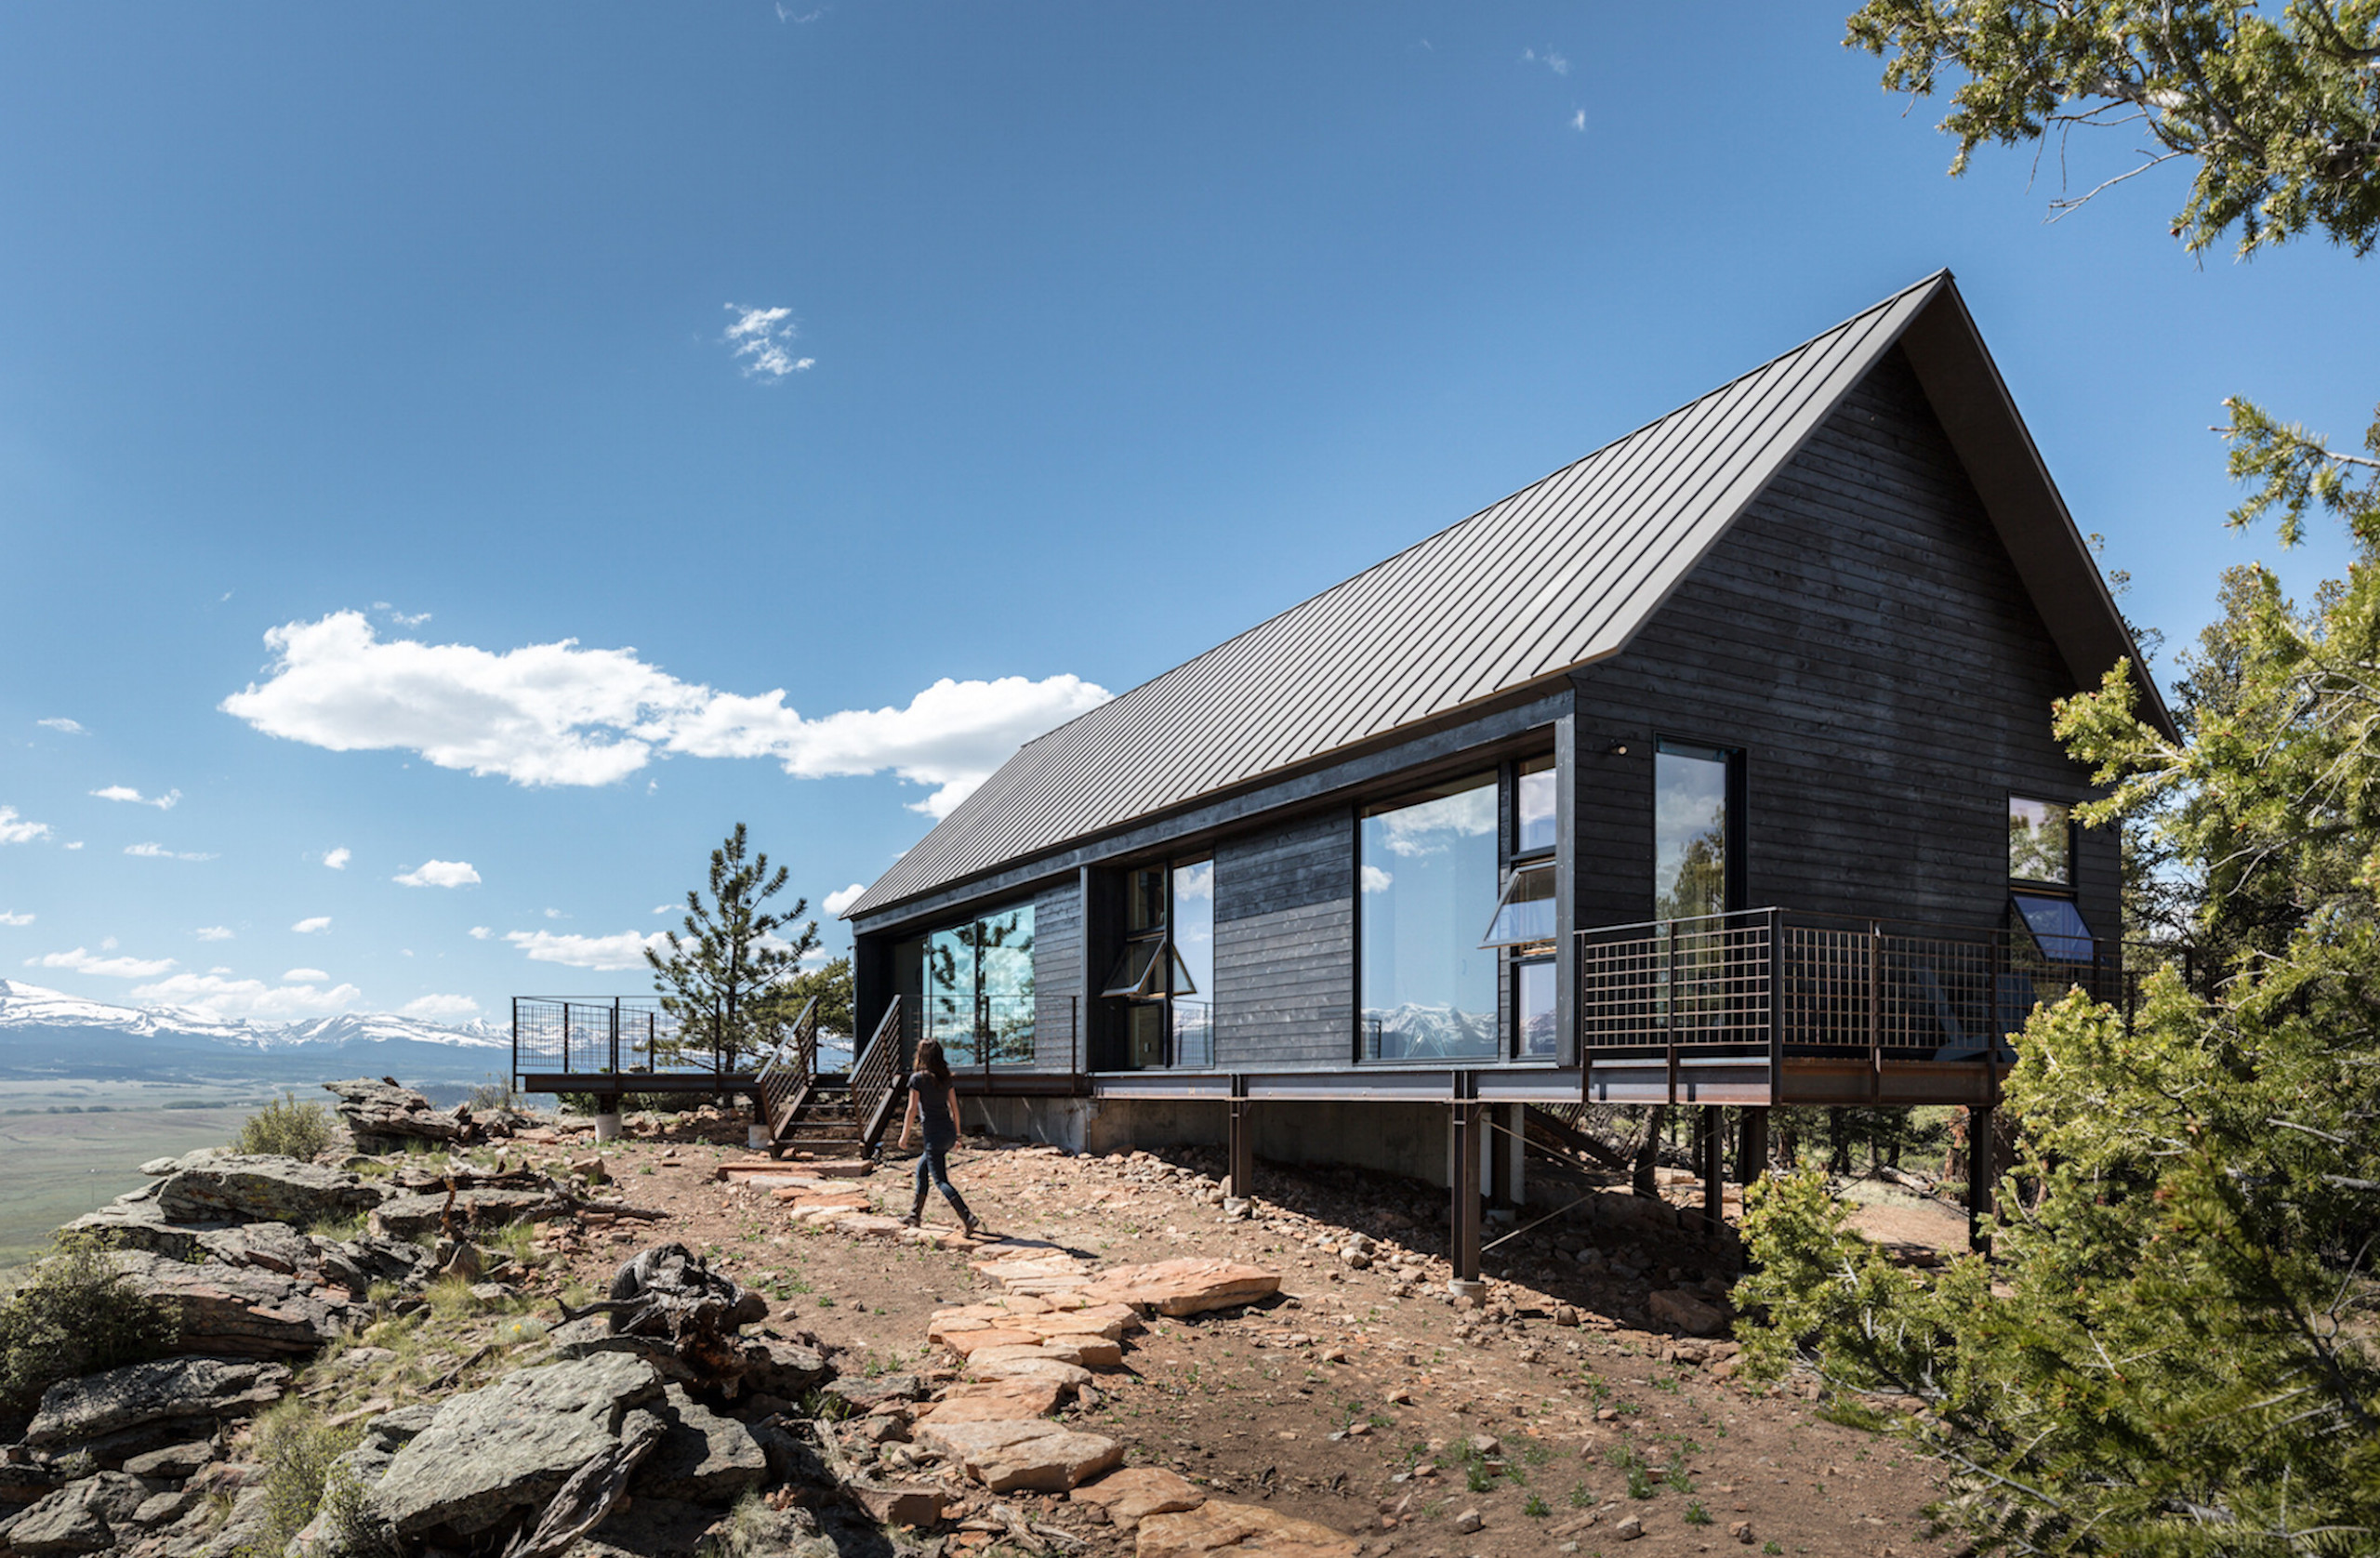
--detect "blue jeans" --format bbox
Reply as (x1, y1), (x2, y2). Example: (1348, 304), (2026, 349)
(913, 1134), (971, 1220)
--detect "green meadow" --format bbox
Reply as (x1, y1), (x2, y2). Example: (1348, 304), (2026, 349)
(0, 1081), (272, 1272)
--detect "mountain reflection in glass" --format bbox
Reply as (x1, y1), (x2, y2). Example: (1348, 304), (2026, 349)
(1655, 743), (1729, 919)
(1360, 777), (1499, 1060)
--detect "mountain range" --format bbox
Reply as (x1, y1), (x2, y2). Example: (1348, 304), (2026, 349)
(0, 980), (512, 1087)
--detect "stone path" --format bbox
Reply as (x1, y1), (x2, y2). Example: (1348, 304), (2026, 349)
(727, 1161), (1356, 1558)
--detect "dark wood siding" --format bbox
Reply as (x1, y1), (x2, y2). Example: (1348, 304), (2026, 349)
(1031, 878), (1084, 1071)
(1212, 812), (1355, 1067)
(1571, 345), (2121, 942)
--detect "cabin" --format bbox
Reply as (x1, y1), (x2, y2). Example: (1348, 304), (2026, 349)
(517, 271), (2172, 1274)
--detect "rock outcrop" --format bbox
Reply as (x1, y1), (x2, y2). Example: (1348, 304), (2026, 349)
(152, 1156), (383, 1228)
(320, 1076), (474, 1153)
(25, 1358), (290, 1449)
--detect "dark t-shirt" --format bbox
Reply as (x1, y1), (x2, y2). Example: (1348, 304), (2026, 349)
(910, 1070), (957, 1144)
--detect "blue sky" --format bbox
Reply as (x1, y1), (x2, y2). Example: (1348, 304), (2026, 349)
(3, 4), (2373, 1029)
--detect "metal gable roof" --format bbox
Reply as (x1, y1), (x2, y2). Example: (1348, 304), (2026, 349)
(845, 272), (2123, 923)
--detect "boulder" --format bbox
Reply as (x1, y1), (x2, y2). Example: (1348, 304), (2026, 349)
(0, 1472), (151, 1556)
(628, 1385), (766, 1504)
(1647, 1289), (1726, 1337)
(366, 1354), (665, 1538)
(153, 1157), (382, 1228)
(311, 1233), (438, 1296)
(64, 1195), (227, 1261)
(850, 1483), (945, 1527)
(913, 1419), (1122, 1494)
(739, 1337), (832, 1397)
(321, 1077), (472, 1153)
(107, 1251), (352, 1357)
(26, 1357), (290, 1446)
(1072, 1467), (1205, 1530)
(118, 1439), (220, 1481)
(1076, 1259), (1279, 1317)
(370, 1187), (559, 1241)
(1134, 1499), (1358, 1558)
(194, 1221), (317, 1275)
(822, 1374), (923, 1412)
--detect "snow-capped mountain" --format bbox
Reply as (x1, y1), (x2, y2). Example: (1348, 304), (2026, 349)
(0, 980), (509, 1084)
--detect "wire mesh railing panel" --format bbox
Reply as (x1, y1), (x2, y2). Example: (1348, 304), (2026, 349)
(1578, 911), (1774, 1051)
(509, 997), (696, 1078)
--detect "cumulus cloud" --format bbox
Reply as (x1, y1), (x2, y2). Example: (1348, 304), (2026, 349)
(1522, 45), (1569, 74)
(651, 904), (674, 915)
(1570, 109), (1586, 131)
(504, 929), (668, 971)
(219, 613), (1109, 816)
(722, 305), (815, 378)
(394, 859), (481, 889)
(92, 786), (179, 810)
(283, 967), (329, 983)
(36, 718), (85, 734)
(822, 882), (867, 918)
(0, 808), (52, 845)
(324, 847), (351, 870)
(0, 912), (30, 927)
(132, 972), (360, 1022)
(29, 946), (177, 978)
(1360, 865), (1395, 895)
(125, 842), (217, 862)
(468, 926), (493, 940)
(292, 917), (332, 934)
(62, 841), (83, 852)
(401, 993), (481, 1021)
(195, 926), (233, 941)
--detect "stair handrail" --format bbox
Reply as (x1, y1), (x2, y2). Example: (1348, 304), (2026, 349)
(754, 997), (820, 1138)
(849, 997), (906, 1150)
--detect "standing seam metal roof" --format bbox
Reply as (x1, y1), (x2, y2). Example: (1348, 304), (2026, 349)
(846, 274), (1950, 920)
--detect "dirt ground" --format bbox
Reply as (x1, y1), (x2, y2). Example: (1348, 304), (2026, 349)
(532, 1115), (1969, 1558)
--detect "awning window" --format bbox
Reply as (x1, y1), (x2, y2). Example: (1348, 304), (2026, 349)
(1101, 939), (1197, 999)
(1480, 862), (1557, 950)
(2011, 892), (2095, 963)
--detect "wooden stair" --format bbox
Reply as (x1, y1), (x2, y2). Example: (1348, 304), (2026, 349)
(760, 997), (909, 1162)
(764, 1075), (872, 1162)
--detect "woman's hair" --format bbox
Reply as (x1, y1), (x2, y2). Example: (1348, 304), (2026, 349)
(913, 1037), (953, 1084)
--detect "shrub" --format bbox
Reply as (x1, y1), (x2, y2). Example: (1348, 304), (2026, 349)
(241, 1400), (371, 1558)
(0, 1232), (179, 1406)
(233, 1092), (337, 1159)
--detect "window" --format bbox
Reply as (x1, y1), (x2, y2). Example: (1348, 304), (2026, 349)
(1100, 860), (1211, 1069)
(1359, 774), (1500, 1061)
(2008, 797), (2071, 886)
(1655, 740), (1736, 919)
(1515, 959), (1557, 1058)
(1515, 753), (1557, 856)
(913, 903), (1036, 1066)
(1481, 862), (1556, 950)
(2011, 892), (2095, 963)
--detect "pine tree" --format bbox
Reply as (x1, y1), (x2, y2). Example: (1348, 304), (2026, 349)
(645, 824), (821, 1073)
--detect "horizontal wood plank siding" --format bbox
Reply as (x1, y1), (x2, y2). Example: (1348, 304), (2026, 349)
(1031, 878), (1084, 1072)
(1572, 346), (2121, 942)
(1213, 812), (1355, 1067)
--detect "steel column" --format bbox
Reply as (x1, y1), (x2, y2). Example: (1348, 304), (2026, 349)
(1228, 1076), (1255, 1200)
(1449, 1083), (1482, 1282)
(1698, 1107), (1725, 1235)
(1967, 1103), (1996, 1253)
(1738, 1105), (1769, 1184)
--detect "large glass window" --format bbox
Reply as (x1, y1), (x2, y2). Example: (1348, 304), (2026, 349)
(1516, 753), (1558, 856)
(1515, 959), (1557, 1058)
(1655, 741), (1733, 919)
(920, 903), (1036, 1066)
(2008, 797), (2071, 886)
(1102, 861), (1211, 1069)
(1359, 775), (1500, 1060)
(1171, 862), (1214, 1068)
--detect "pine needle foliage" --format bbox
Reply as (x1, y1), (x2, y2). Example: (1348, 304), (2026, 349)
(646, 823), (821, 1072)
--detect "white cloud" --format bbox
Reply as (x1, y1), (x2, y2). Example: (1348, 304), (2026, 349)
(324, 847), (351, 870)
(62, 841), (83, 851)
(1378, 786), (1498, 857)
(722, 304), (815, 379)
(283, 967), (329, 983)
(1570, 109), (1586, 132)
(101, 936), (118, 950)
(125, 842), (217, 862)
(1522, 46), (1569, 75)
(651, 904), (674, 915)
(292, 916), (332, 934)
(218, 612), (1109, 814)
(195, 926), (233, 941)
(0, 911), (32, 926)
(822, 882), (867, 918)
(468, 926), (493, 940)
(394, 859), (481, 889)
(29, 946), (178, 978)
(504, 929), (668, 971)
(132, 972), (360, 1022)
(544, 907), (564, 919)
(1360, 865), (1395, 895)
(0, 808), (52, 845)
(36, 718), (85, 734)
(401, 993), (481, 1021)
(92, 786), (179, 810)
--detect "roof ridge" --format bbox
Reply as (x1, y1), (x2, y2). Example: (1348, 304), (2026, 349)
(999, 271), (1951, 763)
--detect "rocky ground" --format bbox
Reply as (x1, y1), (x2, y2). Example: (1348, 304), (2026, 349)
(0, 1084), (1975, 1558)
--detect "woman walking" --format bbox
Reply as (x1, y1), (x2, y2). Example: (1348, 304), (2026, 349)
(898, 1037), (985, 1235)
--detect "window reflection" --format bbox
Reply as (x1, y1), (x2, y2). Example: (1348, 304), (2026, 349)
(918, 904), (1036, 1066)
(1171, 861), (1214, 1068)
(2008, 797), (2071, 885)
(1655, 742), (1731, 919)
(1516, 959), (1556, 1057)
(1359, 776), (1500, 1061)
(1516, 754), (1557, 856)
